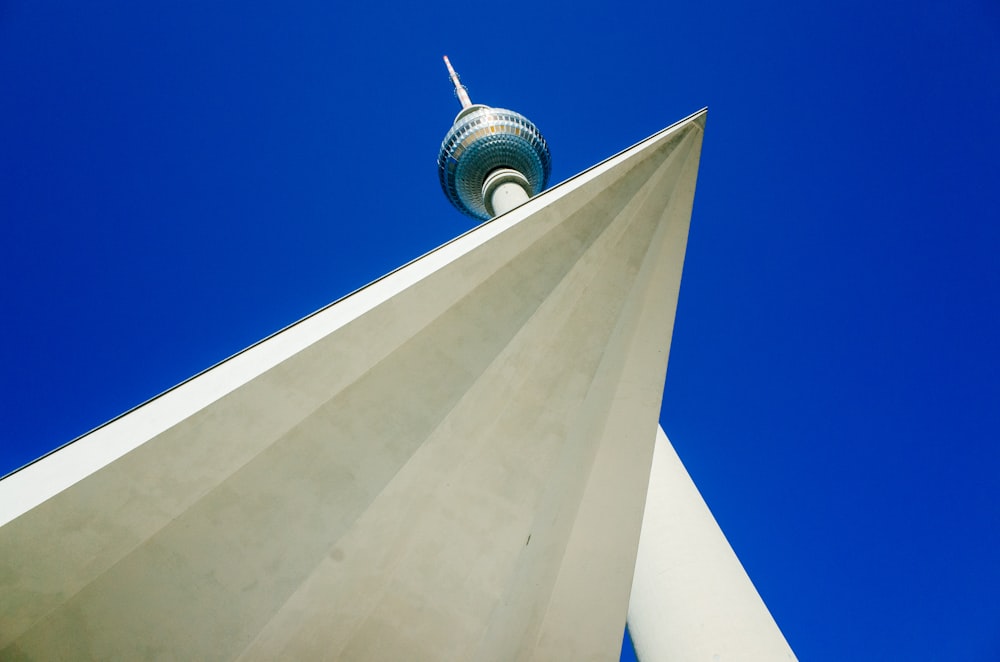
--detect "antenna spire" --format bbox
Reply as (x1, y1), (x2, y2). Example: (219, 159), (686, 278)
(443, 55), (473, 109)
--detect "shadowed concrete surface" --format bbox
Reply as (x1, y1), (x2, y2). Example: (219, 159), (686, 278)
(1, 111), (705, 661)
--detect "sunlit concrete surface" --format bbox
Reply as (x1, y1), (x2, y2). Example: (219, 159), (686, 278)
(628, 427), (797, 661)
(0, 110), (705, 660)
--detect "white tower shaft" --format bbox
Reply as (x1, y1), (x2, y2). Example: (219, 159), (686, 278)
(483, 167), (531, 216)
(488, 180), (529, 215)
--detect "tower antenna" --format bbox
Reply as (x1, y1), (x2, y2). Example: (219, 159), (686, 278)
(443, 55), (473, 109)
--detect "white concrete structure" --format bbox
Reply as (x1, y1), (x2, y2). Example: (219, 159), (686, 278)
(0, 108), (794, 660)
(629, 428), (796, 661)
(483, 168), (531, 217)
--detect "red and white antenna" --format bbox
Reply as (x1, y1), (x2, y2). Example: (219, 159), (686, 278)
(443, 55), (473, 109)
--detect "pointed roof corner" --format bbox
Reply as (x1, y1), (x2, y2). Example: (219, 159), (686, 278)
(691, 107), (708, 129)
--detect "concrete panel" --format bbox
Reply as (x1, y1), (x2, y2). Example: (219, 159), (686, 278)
(0, 110), (707, 660)
(627, 427), (797, 661)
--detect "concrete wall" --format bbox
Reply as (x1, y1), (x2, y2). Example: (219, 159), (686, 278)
(0, 111), (706, 661)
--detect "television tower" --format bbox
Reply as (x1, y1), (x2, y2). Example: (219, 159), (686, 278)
(437, 56), (551, 219)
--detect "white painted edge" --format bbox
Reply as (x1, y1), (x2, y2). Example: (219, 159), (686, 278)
(0, 109), (708, 527)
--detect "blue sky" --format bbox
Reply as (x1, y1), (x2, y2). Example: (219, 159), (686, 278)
(2, 1), (998, 659)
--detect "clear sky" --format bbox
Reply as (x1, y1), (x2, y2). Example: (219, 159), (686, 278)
(2, 1), (998, 659)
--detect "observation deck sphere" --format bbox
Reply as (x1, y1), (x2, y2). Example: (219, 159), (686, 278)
(438, 106), (552, 220)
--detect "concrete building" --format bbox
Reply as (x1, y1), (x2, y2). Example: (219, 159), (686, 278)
(0, 62), (794, 660)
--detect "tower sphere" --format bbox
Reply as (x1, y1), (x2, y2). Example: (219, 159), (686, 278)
(437, 77), (551, 220)
(438, 105), (551, 220)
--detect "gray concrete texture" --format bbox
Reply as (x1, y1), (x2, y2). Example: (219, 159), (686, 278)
(0, 112), (705, 660)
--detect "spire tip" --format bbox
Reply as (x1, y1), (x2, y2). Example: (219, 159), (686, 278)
(442, 55), (472, 110)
